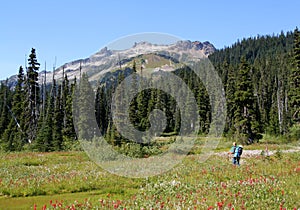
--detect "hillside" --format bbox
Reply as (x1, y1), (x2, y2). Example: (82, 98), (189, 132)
(209, 31), (296, 137)
(4, 40), (216, 88)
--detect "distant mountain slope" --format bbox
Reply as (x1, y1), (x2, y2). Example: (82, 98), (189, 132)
(4, 40), (216, 87)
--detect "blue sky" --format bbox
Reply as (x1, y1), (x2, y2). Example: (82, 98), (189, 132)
(1, 0), (300, 80)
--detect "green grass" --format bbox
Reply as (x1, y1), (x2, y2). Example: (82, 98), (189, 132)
(0, 140), (299, 209)
(0, 191), (105, 210)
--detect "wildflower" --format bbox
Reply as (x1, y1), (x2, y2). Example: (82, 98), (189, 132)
(217, 201), (224, 208)
(221, 182), (227, 189)
(71, 204), (76, 210)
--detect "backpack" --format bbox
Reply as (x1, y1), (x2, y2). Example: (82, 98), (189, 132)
(236, 146), (243, 157)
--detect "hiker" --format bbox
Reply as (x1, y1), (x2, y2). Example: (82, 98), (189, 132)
(229, 142), (237, 165)
(234, 145), (243, 166)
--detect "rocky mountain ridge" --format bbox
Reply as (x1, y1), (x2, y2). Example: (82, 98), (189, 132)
(5, 40), (216, 87)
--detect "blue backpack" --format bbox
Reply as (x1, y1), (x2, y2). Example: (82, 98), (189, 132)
(236, 146), (243, 157)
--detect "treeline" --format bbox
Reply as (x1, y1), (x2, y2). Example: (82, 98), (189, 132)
(0, 50), (211, 152)
(76, 62), (210, 148)
(0, 49), (77, 151)
(0, 28), (299, 152)
(209, 28), (300, 142)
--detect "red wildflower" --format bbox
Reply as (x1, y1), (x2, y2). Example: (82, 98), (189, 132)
(71, 204), (76, 210)
(221, 182), (227, 189)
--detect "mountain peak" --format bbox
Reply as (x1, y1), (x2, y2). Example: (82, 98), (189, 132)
(4, 40), (216, 87)
(174, 40), (216, 56)
(133, 41), (153, 48)
(94, 47), (112, 57)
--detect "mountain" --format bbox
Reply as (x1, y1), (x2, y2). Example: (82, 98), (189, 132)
(5, 40), (216, 87)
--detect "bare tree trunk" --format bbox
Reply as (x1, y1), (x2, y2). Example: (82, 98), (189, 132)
(277, 78), (283, 134)
(42, 62), (46, 117)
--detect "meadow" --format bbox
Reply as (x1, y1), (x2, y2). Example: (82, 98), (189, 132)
(0, 139), (299, 210)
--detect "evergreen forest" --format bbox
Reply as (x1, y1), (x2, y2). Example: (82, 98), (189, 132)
(0, 28), (299, 152)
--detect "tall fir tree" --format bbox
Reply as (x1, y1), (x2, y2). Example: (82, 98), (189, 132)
(95, 85), (108, 135)
(224, 62), (236, 134)
(35, 80), (56, 151)
(234, 57), (260, 144)
(52, 84), (64, 150)
(24, 48), (40, 142)
(62, 75), (76, 144)
(76, 73), (95, 140)
(1, 67), (25, 151)
(0, 81), (11, 139)
(129, 60), (138, 128)
(136, 88), (150, 132)
(289, 27), (300, 124)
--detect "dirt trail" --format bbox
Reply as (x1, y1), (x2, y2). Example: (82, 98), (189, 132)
(215, 146), (300, 158)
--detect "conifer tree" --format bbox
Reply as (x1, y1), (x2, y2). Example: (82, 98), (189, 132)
(223, 62), (236, 134)
(197, 79), (211, 134)
(129, 61), (138, 128)
(0, 80), (12, 140)
(76, 73), (95, 140)
(52, 84), (63, 150)
(24, 48), (40, 142)
(111, 72), (128, 145)
(0, 83), (8, 139)
(95, 86), (108, 135)
(35, 80), (55, 151)
(289, 27), (300, 124)
(136, 88), (149, 132)
(234, 57), (259, 144)
(1, 67), (25, 151)
(62, 75), (76, 144)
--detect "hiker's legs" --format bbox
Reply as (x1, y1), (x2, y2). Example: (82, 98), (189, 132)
(236, 157), (240, 166)
(232, 157), (237, 165)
